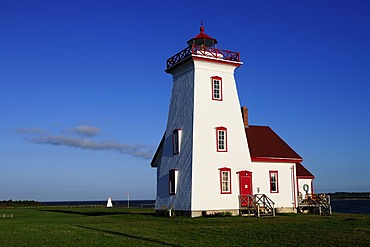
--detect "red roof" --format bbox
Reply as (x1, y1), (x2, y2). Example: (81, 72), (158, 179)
(296, 162), (315, 179)
(245, 125), (303, 162)
(186, 25), (218, 47)
(193, 26), (215, 40)
(151, 125), (306, 167)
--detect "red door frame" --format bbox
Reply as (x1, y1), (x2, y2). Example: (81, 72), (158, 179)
(237, 170), (253, 207)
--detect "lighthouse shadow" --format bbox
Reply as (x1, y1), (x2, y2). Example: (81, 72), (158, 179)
(76, 225), (178, 246)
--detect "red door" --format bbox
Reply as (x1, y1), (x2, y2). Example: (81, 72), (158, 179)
(238, 171), (253, 207)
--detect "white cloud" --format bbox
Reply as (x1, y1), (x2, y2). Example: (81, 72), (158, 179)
(14, 126), (154, 160)
(67, 125), (101, 137)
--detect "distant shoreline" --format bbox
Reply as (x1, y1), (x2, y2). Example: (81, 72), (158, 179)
(327, 192), (370, 201)
(331, 198), (370, 201)
(40, 199), (155, 208)
(0, 199), (155, 208)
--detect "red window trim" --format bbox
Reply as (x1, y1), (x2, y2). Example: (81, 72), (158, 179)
(211, 76), (223, 101)
(215, 126), (228, 152)
(172, 129), (181, 155)
(269, 171), (279, 193)
(219, 167), (232, 194)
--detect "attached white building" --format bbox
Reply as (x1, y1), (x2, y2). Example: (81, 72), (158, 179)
(150, 26), (315, 217)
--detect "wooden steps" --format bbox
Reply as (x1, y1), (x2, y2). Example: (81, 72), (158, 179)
(239, 194), (275, 217)
(298, 193), (332, 216)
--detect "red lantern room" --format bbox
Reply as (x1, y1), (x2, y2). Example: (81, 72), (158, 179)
(187, 25), (218, 48)
(166, 24), (240, 71)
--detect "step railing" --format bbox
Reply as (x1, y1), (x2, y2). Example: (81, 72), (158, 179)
(254, 194), (276, 217)
(298, 193), (332, 216)
(239, 194), (275, 217)
(239, 194), (256, 216)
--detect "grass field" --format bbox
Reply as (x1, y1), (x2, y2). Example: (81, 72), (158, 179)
(0, 207), (369, 246)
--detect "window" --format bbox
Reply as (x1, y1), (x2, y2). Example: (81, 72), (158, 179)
(169, 169), (178, 195)
(219, 167), (231, 194)
(269, 171), (279, 193)
(211, 76), (223, 101)
(172, 129), (182, 154)
(216, 127), (227, 152)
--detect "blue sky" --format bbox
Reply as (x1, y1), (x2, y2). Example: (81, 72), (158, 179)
(1, 0), (369, 201)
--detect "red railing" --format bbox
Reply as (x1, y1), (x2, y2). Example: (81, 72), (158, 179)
(166, 45), (240, 70)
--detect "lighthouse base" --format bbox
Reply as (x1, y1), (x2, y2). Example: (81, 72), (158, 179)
(156, 209), (240, 218)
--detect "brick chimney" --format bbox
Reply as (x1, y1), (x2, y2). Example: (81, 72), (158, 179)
(241, 106), (248, 127)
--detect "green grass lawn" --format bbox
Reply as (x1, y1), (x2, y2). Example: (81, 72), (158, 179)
(0, 207), (369, 246)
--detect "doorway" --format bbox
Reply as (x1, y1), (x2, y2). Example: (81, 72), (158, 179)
(238, 170), (253, 207)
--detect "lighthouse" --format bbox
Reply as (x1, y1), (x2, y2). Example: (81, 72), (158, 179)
(151, 25), (320, 217)
(150, 25), (252, 217)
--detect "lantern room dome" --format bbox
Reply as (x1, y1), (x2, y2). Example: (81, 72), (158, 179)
(187, 25), (218, 48)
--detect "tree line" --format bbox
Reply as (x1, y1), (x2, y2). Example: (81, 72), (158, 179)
(0, 200), (41, 207)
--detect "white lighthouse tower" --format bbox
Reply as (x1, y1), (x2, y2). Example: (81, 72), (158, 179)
(151, 25), (252, 217)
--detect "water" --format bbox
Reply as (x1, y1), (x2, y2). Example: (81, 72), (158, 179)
(331, 199), (370, 214)
(41, 200), (155, 208)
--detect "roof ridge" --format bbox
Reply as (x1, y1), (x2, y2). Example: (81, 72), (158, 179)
(245, 125), (302, 162)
